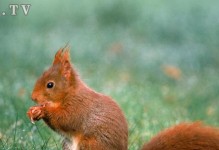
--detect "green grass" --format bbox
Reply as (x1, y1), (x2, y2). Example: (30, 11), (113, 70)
(1, 0), (219, 149)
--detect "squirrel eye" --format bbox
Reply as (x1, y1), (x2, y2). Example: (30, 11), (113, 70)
(47, 82), (54, 89)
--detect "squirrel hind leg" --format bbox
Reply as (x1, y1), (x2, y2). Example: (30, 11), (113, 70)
(79, 138), (108, 150)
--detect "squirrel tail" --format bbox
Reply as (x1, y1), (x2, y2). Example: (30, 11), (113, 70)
(141, 122), (219, 150)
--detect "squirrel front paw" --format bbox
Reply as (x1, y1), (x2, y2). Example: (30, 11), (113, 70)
(27, 105), (45, 124)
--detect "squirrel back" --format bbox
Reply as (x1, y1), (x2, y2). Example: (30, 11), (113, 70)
(141, 122), (219, 150)
(27, 47), (128, 150)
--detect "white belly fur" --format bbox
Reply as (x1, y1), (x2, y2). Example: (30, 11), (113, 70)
(70, 136), (79, 150)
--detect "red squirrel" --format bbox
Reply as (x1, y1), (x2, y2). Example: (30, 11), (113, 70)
(27, 46), (219, 150)
(141, 122), (219, 150)
(27, 47), (128, 150)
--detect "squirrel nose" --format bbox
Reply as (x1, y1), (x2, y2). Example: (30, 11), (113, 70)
(31, 92), (38, 102)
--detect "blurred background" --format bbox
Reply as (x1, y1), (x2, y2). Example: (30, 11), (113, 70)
(1, 0), (219, 149)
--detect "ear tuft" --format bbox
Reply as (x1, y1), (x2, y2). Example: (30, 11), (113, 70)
(53, 48), (64, 65)
(52, 44), (71, 65)
(62, 45), (71, 63)
(52, 45), (75, 82)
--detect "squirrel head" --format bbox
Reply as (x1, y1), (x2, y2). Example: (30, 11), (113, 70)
(31, 46), (78, 104)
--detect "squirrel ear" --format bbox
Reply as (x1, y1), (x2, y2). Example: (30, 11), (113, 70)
(61, 47), (73, 80)
(53, 48), (63, 65)
(53, 45), (75, 81)
(62, 61), (72, 80)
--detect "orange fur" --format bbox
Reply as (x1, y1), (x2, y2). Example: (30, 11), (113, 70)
(141, 122), (219, 150)
(27, 47), (128, 150)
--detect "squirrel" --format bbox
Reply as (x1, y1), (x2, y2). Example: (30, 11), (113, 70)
(27, 46), (219, 150)
(27, 46), (128, 150)
(141, 122), (219, 150)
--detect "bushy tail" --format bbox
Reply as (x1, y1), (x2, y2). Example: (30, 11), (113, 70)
(141, 122), (219, 150)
